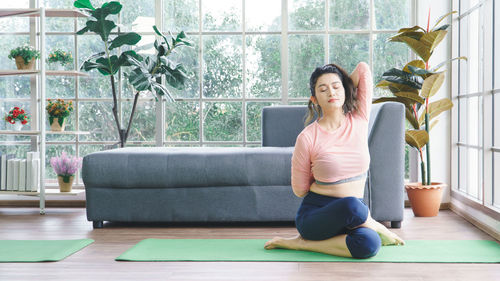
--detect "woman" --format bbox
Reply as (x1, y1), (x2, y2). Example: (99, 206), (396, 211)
(264, 62), (404, 259)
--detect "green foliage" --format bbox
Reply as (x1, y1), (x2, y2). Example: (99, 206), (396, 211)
(8, 44), (40, 64)
(47, 49), (73, 65)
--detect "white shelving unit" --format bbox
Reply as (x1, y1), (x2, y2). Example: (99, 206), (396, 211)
(0, 7), (88, 214)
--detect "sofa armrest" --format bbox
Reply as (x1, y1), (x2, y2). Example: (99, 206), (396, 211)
(367, 102), (405, 222)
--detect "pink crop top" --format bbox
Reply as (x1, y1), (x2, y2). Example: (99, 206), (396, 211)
(291, 62), (373, 195)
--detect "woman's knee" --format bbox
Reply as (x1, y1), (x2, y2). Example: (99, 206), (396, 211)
(339, 197), (369, 228)
(345, 227), (381, 259)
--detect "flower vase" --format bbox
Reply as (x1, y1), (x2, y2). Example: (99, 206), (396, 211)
(50, 117), (66, 131)
(58, 175), (74, 192)
(11, 122), (23, 131)
(15, 56), (35, 70)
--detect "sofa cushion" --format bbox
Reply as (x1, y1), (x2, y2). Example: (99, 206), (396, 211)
(82, 147), (294, 189)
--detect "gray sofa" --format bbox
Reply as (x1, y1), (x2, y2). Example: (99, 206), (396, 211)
(82, 102), (405, 229)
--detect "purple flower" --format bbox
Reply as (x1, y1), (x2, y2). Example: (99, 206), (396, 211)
(50, 151), (82, 176)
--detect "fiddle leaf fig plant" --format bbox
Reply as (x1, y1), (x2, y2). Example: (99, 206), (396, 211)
(374, 10), (467, 185)
(74, 0), (192, 147)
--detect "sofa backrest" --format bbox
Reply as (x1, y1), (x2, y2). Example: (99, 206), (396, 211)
(261, 102), (403, 147)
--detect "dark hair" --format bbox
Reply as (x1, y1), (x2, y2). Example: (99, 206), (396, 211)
(305, 63), (357, 125)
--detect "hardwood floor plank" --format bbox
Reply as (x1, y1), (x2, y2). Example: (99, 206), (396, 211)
(0, 208), (498, 281)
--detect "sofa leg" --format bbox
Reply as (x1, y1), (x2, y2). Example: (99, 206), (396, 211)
(391, 221), (401, 229)
(93, 221), (104, 229)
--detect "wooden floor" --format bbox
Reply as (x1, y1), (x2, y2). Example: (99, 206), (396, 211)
(0, 207), (498, 281)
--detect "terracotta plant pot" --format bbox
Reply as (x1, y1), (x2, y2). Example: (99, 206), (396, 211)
(405, 182), (446, 217)
(15, 56), (36, 70)
(58, 175), (74, 192)
(50, 117), (66, 131)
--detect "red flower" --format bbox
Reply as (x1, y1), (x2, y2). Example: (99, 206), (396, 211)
(21, 120), (27, 125)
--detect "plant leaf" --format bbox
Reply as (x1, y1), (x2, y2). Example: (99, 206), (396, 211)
(432, 56), (467, 71)
(398, 25), (426, 33)
(421, 30), (447, 53)
(394, 91), (425, 104)
(109, 32), (142, 50)
(406, 107), (420, 129)
(73, 0), (95, 10)
(433, 24), (450, 31)
(391, 36), (431, 62)
(391, 31), (425, 42)
(431, 11), (457, 31)
(101, 1), (122, 15)
(405, 130), (429, 149)
(403, 60), (426, 73)
(418, 98), (453, 126)
(76, 26), (90, 35)
(372, 97), (415, 108)
(430, 119), (439, 131)
(86, 19), (116, 42)
(420, 73), (445, 98)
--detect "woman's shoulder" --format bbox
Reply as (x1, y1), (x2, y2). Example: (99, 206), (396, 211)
(297, 121), (318, 143)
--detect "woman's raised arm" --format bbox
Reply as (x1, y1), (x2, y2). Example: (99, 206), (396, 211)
(350, 62), (373, 120)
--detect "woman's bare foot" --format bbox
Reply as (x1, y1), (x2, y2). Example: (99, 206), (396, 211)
(264, 235), (304, 250)
(358, 216), (405, 246)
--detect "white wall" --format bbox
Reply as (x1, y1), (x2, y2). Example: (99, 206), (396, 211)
(415, 0), (452, 203)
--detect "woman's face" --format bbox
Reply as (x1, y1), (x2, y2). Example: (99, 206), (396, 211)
(314, 73), (345, 111)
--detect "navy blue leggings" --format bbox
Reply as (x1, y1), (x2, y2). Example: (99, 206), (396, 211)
(295, 192), (381, 259)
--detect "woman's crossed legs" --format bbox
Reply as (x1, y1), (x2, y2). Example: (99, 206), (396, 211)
(264, 194), (404, 259)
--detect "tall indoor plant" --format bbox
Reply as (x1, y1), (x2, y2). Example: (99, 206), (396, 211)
(374, 10), (466, 216)
(74, 0), (192, 147)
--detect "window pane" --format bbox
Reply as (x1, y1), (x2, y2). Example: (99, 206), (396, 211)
(47, 77), (75, 99)
(467, 97), (479, 146)
(78, 35), (113, 98)
(495, 94), (500, 147)
(165, 101), (200, 142)
(0, 17), (29, 32)
(46, 35), (75, 71)
(0, 144), (30, 159)
(79, 101), (118, 141)
(0, 77), (31, 99)
(468, 9), (480, 93)
(458, 98), (467, 143)
(374, 0), (410, 30)
(330, 34), (369, 73)
(246, 102), (278, 142)
(246, 35), (281, 98)
(373, 33), (409, 88)
(496, 0), (500, 88)
(166, 37), (200, 99)
(494, 152), (500, 208)
(467, 148), (479, 199)
(203, 102), (242, 141)
(288, 34), (324, 98)
(46, 17), (75, 33)
(45, 144), (76, 180)
(246, 0), (281, 31)
(0, 35), (30, 69)
(122, 100), (156, 142)
(120, 0), (155, 32)
(202, 0), (241, 31)
(458, 146), (467, 192)
(203, 35), (242, 98)
(329, 0), (369, 30)
(459, 16), (468, 94)
(289, 0), (325, 31)
(1, 0), (29, 8)
(0, 100), (31, 133)
(164, 0), (199, 32)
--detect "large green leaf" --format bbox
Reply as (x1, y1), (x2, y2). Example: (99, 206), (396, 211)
(418, 98), (453, 126)
(101, 1), (122, 15)
(384, 76), (422, 90)
(420, 73), (445, 98)
(74, 0), (94, 10)
(76, 26), (90, 35)
(405, 130), (429, 149)
(86, 20), (116, 42)
(391, 31), (425, 42)
(421, 30), (447, 53)
(403, 60), (426, 73)
(387, 83), (419, 94)
(372, 97), (415, 109)
(391, 36), (431, 62)
(109, 32), (142, 50)
(394, 91), (425, 104)
(398, 25), (426, 33)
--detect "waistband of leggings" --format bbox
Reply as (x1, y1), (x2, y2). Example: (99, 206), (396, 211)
(303, 191), (364, 205)
(315, 172), (368, 186)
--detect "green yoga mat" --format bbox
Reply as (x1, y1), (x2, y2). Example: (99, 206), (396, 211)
(116, 239), (500, 263)
(0, 239), (94, 262)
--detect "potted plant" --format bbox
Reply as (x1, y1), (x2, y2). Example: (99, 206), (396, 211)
(50, 151), (82, 192)
(74, 0), (192, 147)
(46, 99), (74, 131)
(47, 49), (73, 70)
(4, 106), (30, 131)
(373, 10), (467, 217)
(8, 44), (40, 70)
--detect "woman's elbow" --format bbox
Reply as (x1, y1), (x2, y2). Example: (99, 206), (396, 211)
(292, 186), (309, 198)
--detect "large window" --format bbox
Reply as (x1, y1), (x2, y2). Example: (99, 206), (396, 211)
(0, 0), (412, 185)
(453, 0), (499, 211)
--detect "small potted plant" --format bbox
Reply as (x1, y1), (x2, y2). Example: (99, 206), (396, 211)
(47, 49), (73, 70)
(46, 99), (73, 131)
(50, 151), (82, 192)
(8, 44), (40, 70)
(4, 106), (30, 131)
